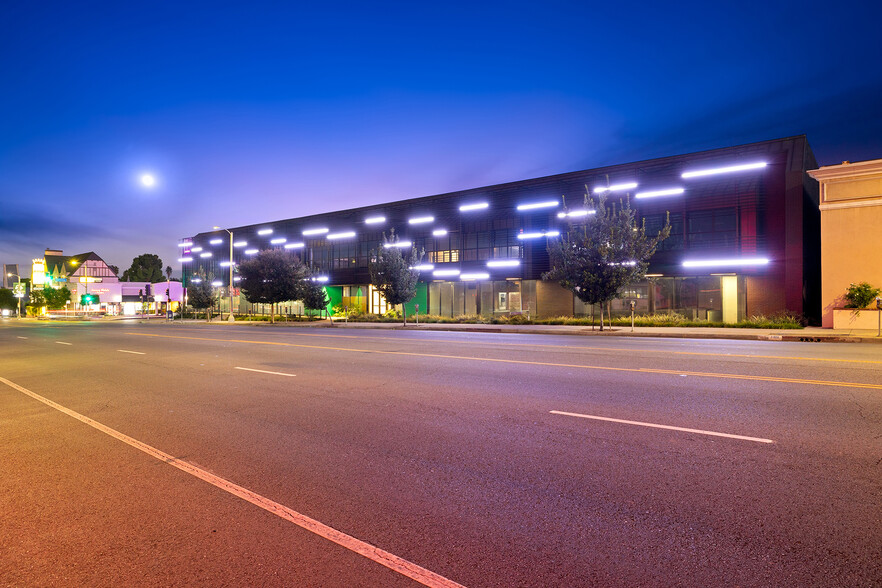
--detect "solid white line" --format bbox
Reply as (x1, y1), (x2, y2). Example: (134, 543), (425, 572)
(55, 341), (72, 345)
(0, 376), (465, 588)
(234, 366), (296, 377)
(117, 350), (146, 355)
(17, 336), (27, 339)
(550, 410), (774, 444)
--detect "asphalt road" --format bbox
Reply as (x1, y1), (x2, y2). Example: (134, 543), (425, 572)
(2, 320), (881, 587)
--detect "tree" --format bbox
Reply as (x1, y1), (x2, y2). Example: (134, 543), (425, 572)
(238, 249), (309, 323)
(108, 264), (120, 276)
(186, 272), (215, 321)
(27, 289), (46, 316)
(42, 286), (72, 310)
(544, 190), (670, 330)
(301, 279), (330, 318)
(369, 230), (424, 325)
(165, 266), (173, 281)
(0, 288), (16, 311)
(121, 254), (164, 282)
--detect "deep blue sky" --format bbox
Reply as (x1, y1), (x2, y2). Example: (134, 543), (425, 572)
(2, 1), (880, 276)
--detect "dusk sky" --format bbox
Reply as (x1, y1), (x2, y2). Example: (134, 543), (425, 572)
(2, 1), (880, 277)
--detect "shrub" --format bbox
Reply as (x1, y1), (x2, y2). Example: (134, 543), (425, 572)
(844, 282), (881, 309)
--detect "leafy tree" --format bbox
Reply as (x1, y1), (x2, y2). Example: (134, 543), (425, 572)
(238, 249), (309, 323)
(544, 190), (670, 330)
(121, 253), (164, 282)
(369, 230), (424, 325)
(108, 264), (120, 276)
(187, 272), (215, 321)
(165, 265), (173, 281)
(301, 279), (330, 318)
(0, 288), (16, 311)
(42, 286), (72, 310)
(27, 289), (46, 315)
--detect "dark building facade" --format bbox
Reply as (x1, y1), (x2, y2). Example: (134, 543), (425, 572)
(181, 136), (820, 322)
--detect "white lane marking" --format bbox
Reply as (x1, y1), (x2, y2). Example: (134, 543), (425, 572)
(117, 350), (146, 355)
(0, 376), (465, 588)
(234, 366), (296, 377)
(550, 410), (775, 444)
(55, 341), (72, 345)
(17, 336), (28, 339)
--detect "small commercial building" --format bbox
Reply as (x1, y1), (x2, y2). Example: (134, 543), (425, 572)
(32, 249), (183, 316)
(182, 136), (820, 323)
(807, 159), (882, 328)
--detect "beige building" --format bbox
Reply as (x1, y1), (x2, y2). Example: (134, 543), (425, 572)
(807, 159), (882, 328)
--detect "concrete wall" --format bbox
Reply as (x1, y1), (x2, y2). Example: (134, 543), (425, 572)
(536, 281), (573, 318)
(808, 160), (882, 327)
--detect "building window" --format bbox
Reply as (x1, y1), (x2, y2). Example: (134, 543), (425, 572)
(687, 208), (737, 249)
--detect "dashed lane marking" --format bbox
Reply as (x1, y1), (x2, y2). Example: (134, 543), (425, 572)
(117, 350), (146, 355)
(550, 410), (775, 444)
(234, 366), (296, 377)
(0, 376), (467, 588)
(55, 341), (72, 345)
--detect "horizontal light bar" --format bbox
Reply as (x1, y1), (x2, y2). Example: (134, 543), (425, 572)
(219, 261), (235, 267)
(327, 231), (356, 240)
(517, 200), (559, 211)
(432, 229), (448, 236)
(199, 252), (212, 258)
(517, 230), (560, 240)
(459, 202), (488, 212)
(682, 161), (767, 178)
(682, 257), (770, 268)
(635, 188), (685, 199)
(383, 240), (413, 248)
(610, 260), (637, 266)
(244, 249), (259, 255)
(284, 242), (305, 249)
(270, 237), (287, 244)
(190, 246), (203, 252)
(311, 276), (329, 283)
(410, 264), (435, 271)
(178, 257), (193, 263)
(433, 269), (461, 277)
(209, 238), (223, 245)
(257, 228), (273, 235)
(594, 182), (637, 194)
(365, 216), (386, 224)
(211, 280), (223, 287)
(557, 210), (595, 218)
(233, 241), (248, 247)
(645, 273), (664, 277)
(303, 228), (329, 236)
(191, 278), (202, 283)
(233, 277), (242, 282)
(487, 260), (520, 268)
(408, 216), (434, 225)
(461, 272), (490, 281)
(178, 241), (193, 248)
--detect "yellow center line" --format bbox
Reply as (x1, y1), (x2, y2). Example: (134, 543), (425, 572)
(200, 327), (882, 365)
(127, 332), (882, 391)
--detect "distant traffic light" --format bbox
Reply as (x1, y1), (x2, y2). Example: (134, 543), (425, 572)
(80, 294), (95, 305)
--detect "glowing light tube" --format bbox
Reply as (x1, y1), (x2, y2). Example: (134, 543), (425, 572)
(211, 281), (223, 287)
(365, 216), (386, 224)
(302, 228), (329, 236)
(190, 246), (203, 252)
(682, 257), (770, 268)
(383, 240), (413, 248)
(257, 228), (273, 235)
(209, 238), (223, 245)
(408, 216), (434, 225)
(244, 249), (259, 255)
(557, 210), (595, 218)
(199, 252), (212, 258)
(593, 182), (637, 194)
(178, 241), (193, 248)
(487, 260), (520, 267)
(284, 242), (305, 249)
(410, 264), (435, 271)
(327, 231), (356, 240)
(517, 200), (559, 211)
(270, 238), (287, 244)
(433, 269), (461, 277)
(681, 162), (767, 178)
(178, 257), (193, 263)
(233, 241), (248, 247)
(635, 188), (685, 199)
(432, 229), (448, 236)
(517, 230), (560, 240)
(459, 202), (488, 212)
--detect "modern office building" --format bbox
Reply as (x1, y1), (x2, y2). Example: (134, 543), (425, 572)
(181, 136), (820, 322)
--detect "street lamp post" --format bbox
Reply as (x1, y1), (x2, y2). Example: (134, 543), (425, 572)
(214, 226), (235, 322)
